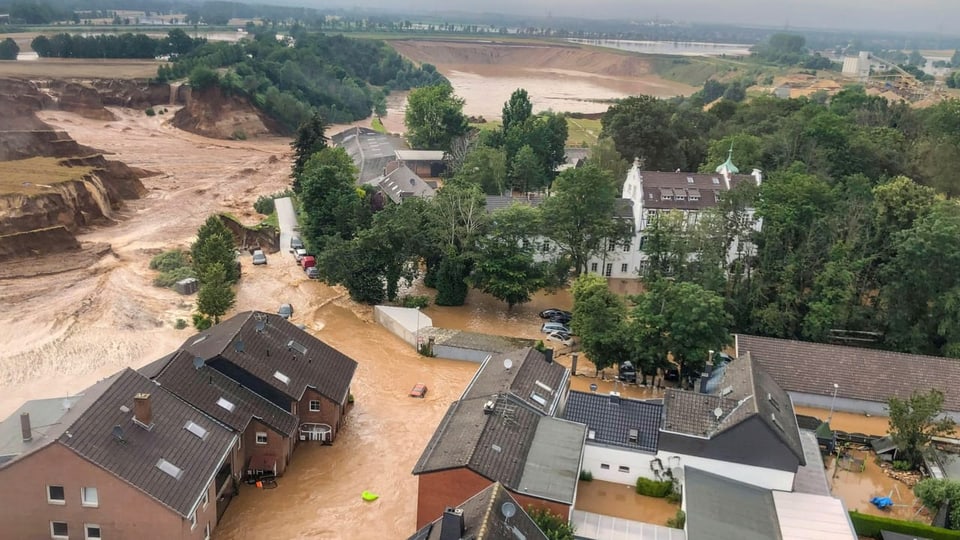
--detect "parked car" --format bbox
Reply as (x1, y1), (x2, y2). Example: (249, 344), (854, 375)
(290, 236), (304, 250)
(278, 304), (293, 319)
(294, 248), (307, 262)
(546, 331), (574, 347)
(539, 309), (571, 320)
(300, 255), (316, 270)
(252, 250), (267, 265)
(549, 312), (572, 324)
(618, 361), (638, 383)
(541, 322), (571, 334)
(305, 266), (319, 279)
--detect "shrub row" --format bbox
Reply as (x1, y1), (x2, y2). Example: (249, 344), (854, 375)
(636, 477), (674, 498)
(849, 511), (960, 540)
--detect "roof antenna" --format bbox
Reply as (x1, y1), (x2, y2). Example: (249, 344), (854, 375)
(112, 425), (126, 443)
(192, 356), (204, 370)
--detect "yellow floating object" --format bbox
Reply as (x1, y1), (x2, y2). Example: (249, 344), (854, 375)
(362, 490), (379, 502)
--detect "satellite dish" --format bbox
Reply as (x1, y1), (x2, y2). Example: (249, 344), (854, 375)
(193, 356), (204, 370)
(112, 425), (125, 441)
(233, 339), (245, 353)
(503, 358), (513, 370)
(255, 320), (266, 333)
(713, 407), (724, 420)
(501, 501), (516, 520)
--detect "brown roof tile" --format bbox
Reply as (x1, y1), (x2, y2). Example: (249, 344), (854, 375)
(736, 334), (960, 412)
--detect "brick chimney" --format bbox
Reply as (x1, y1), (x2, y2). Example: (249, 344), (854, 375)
(439, 507), (464, 540)
(133, 393), (153, 429)
(20, 412), (31, 442)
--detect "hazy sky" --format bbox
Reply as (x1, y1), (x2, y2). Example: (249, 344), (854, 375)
(321, 0), (960, 34)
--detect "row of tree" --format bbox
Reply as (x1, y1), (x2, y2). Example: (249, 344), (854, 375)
(30, 29), (204, 59)
(161, 28), (446, 130)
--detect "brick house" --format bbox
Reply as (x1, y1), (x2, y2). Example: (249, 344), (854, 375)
(177, 311), (358, 445)
(143, 349), (299, 477)
(413, 348), (586, 529)
(409, 482), (549, 540)
(0, 369), (238, 540)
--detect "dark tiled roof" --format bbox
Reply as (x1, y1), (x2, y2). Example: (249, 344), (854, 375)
(685, 467), (782, 540)
(562, 390), (661, 452)
(378, 164), (435, 204)
(409, 482), (548, 540)
(638, 170), (755, 211)
(462, 349), (569, 415)
(663, 354), (805, 464)
(150, 350), (299, 437)
(736, 334), (960, 413)
(60, 369), (236, 518)
(179, 312), (358, 404)
(139, 351), (176, 379)
(413, 393), (584, 503)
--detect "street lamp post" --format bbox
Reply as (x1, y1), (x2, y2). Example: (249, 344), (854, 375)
(828, 383), (839, 422)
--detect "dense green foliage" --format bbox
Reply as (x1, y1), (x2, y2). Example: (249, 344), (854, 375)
(31, 30), (204, 59)
(196, 262), (235, 324)
(191, 216), (239, 285)
(149, 249), (195, 288)
(849, 511), (960, 539)
(253, 190), (294, 215)
(666, 510), (686, 529)
(0, 37), (19, 60)
(161, 30), (446, 131)
(527, 507), (575, 540)
(915, 479), (960, 529)
(750, 33), (807, 65)
(888, 390), (956, 469)
(571, 274), (630, 374)
(635, 477), (674, 497)
(404, 84), (469, 151)
(296, 148), (369, 254)
(291, 112), (329, 182)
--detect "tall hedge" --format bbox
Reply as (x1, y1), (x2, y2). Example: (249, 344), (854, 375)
(849, 511), (960, 540)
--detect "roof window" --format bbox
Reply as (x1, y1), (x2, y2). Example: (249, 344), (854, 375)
(628, 429), (639, 443)
(184, 421), (208, 440)
(273, 371), (290, 385)
(712, 177), (720, 185)
(287, 340), (307, 356)
(687, 176), (694, 184)
(530, 392), (548, 407)
(156, 458), (184, 480)
(767, 392), (781, 411)
(216, 397), (235, 412)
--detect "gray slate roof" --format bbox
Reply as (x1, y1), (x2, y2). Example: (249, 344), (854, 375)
(637, 170), (757, 211)
(409, 482), (548, 540)
(462, 348), (569, 415)
(59, 369), (236, 518)
(684, 467), (782, 540)
(736, 334), (960, 413)
(332, 126), (404, 184)
(562, 390), (662, 452)
(149, 350), (299, 437)
(663, 353), (805, 464)
(378, 164), (435, 203)
(180, 311), (358, 404)
(412, 393), (585, 504)
(792, 430), (831, 495)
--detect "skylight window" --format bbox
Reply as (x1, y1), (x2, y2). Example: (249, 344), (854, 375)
(287, 340), (307, 355)
(156, 458), (183, 480)
(184, 420), (208, 440)
(273, 371), (290, 385)
(530, 392), (547, 407)
(767, 392), (781, 411)
(628, 429), (639, 443)
(686, 176), (694, 184)
(712, 177), (720, 185)
(535, 380), (554, 394)
(216, 397), (235, 412)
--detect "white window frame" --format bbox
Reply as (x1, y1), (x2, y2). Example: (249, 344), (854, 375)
(51, 521), (69, 539)
(590, 262), (598, 273)
(256, 432), (268, 445)
(600, 463), (610, 470)
(309, 400), (321, 412)
(201, 489), (209, 509)
(204, 522), (211, 540)
(85, 523), (102, 540)
(619, 465), (631, 473)
(47, 485), (66, 505)
(190, 511), (197, 530)
(81, 486), (99, 507)
(621, 263), (628, 273)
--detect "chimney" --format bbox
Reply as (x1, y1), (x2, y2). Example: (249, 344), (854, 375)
(699, 361), (714, 394)
(543, 348), (554, 364)
(439, 507), (464, 540)
(20, 412), (32, 442)
(133, 393), (153, 429)
(571, 353), (579, 376)
(609, 391), (621, 405)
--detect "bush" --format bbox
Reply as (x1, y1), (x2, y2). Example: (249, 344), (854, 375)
(145, 107), (156, 116)
(665, 490), (682, 504)
(579, 470), (593, 481)
(253, 189), (294, 215)
(153, 266), (196, 288)
(399, 295), (430, 309)
(174, 318), (187, 330)
(666, 510), (686, 529)
(231, 129), (247, 140)
(636, 477), (674, 498)
(150, 250), (188, 272)
(192, 313), (212, 331)
(849, 511), (960, 539)
(893, 460), (913, 471)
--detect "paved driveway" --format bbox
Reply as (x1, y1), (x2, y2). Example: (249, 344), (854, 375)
(275, 197), (297, 252)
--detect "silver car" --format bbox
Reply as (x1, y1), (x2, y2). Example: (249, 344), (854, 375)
(252, 249), (267, 265)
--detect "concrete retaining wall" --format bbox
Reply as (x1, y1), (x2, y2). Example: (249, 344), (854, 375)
(431, 345), (491, 363)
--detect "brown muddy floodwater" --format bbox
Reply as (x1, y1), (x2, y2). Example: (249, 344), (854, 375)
(794, 406), (892, 437)
(575, 479), (679, 526)
(827, 448), (924, 521)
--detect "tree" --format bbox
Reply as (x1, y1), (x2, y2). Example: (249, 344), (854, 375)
(571, 274), (630, 375)
(915, 479), (960, 528)
(456, 146), (508, 195)
(191, 216), (239, 284)
(404, 84), (468, 151)
(588, 137), (629, 190)
(888, 389), (956, 469)
(527, 506), (575, 540)
(196, 263), (235, 324)
(291, 112), (329, 183)
(0, 38), (19, 60)
(297, 148), (366, 254)
(628, 280), (731, 383)
(602, 95), (682, 171)
(188, 65), (219, 90)
(510, 144), (546, 193)
(502, 88), (533, 133)
(539, 164), (633, 276)
(470, 204), (547, 308)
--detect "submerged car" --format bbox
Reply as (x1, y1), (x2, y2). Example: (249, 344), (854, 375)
(539, 309), (571, 320)
(409, 383), (428, 398)
(305, 266), (319, 279)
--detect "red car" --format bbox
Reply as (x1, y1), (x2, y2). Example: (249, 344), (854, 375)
(409, 383), (428, 398)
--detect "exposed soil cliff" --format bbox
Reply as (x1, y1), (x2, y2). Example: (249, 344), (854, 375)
(172, 85), (283, 139)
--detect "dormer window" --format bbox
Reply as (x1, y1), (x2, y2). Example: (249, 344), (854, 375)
(712, 177), (720, 185)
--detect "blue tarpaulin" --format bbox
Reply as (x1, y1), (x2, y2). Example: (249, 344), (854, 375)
(871, 496), (893, 509)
